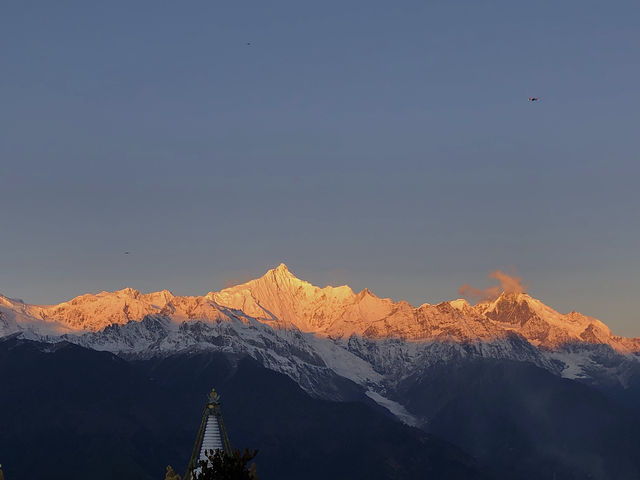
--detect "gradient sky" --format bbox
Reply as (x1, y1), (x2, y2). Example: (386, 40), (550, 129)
(1, 1), (639, 335)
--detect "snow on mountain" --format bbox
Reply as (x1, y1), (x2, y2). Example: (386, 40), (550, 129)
(210, 263), (357, 332)
(210, 265), (637, 355)
(5, 264), (631, 352)
(63, 310), (359, 400)
(477, 292), (615, 348)
(0, 293), (78, 337)
(37, 288), (176, 331)
(1, 264), (639, 419)
(211, 264), (501, 342)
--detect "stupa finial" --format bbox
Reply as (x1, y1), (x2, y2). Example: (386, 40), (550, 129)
(209, 389), (220, 403)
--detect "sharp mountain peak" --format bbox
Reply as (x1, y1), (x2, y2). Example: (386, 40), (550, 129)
(1, 264), (637, 353)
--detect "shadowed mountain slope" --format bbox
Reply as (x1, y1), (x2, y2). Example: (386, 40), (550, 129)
(395, 358), (640, 480)
(0, 337), (490, 480)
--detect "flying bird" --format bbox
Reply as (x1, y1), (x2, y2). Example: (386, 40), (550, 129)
(124, 252), (130, 255)
(529, 97), (539, 102)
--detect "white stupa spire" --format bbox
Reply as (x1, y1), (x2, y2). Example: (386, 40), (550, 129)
(184, 389), (232, 480)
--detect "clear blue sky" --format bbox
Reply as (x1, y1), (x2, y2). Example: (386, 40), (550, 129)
(1, 1), (639, 335)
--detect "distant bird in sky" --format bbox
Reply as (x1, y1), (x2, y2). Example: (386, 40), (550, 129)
(246, 42), (251, 46)
(529, 97), (539, 102)
(124, 252), (130, 255)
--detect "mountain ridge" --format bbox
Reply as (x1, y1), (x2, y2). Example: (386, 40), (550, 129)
(1, 263), (638, 352)
(2, 264), (640, 410)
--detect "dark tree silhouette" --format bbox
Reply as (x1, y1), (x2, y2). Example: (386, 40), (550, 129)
(195, 448), (258, 480)
(164, 465), (182, 480)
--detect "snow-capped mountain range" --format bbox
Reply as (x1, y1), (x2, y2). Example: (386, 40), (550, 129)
(2, 264), (639, 422)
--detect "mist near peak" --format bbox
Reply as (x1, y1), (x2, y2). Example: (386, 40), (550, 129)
(458, 269), (527, 304)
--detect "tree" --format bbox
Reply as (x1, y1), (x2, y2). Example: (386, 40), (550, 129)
(165, 465), (182, 480)
(195, 448), (258, 480)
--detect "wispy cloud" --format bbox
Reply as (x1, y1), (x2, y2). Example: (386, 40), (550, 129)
(459, 269), (526, 303)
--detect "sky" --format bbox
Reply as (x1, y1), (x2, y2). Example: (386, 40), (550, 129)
(1, 1), (639, 335)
